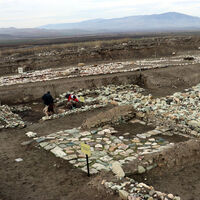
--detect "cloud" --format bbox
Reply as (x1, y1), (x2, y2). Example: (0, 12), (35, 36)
(0, 0), (199, 28)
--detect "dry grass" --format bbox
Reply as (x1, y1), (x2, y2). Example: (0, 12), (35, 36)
(0, 38), (133, 57)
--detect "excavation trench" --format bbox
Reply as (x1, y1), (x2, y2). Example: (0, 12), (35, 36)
(1, 62), (200, 105)
(124, 139), (200, 200)
(78, 104), (196, 200)
(0, 55), (200, 200)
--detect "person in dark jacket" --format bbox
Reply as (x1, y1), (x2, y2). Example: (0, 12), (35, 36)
(42, 91), (54, 116)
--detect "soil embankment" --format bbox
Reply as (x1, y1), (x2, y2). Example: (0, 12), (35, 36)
(0, 63), (200, 104)
(129, 139), (200, 200)
(0, 35), (200, 75)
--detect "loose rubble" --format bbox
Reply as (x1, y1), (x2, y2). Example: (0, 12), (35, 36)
(0, 61), (156, 87)
(10, 105), (32, 112)
(0, 105), (25, 129)
(104, 177), (181, 200)
(43, 82), (200, 139)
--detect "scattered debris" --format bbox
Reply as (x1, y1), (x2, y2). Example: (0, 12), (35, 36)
(15, 158), (23, 162)
(25, 131), (37, 138)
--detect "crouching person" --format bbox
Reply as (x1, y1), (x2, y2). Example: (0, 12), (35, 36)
(65, 94), (84, 109)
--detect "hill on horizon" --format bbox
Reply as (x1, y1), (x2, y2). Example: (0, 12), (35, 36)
(1, 12), (200, 41)
(38, 12), (200, 32)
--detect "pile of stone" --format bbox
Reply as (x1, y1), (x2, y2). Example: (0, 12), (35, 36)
(44, 82), (200, 138)
(131, 84), (200, 137)
(0, 105), (25, 129)
(42, 84), (144, 121)
(79, 61), (133, 76)
(0, 68), (73, 87)
(10, 105), (32, 112)
(104, 177), (180, 200)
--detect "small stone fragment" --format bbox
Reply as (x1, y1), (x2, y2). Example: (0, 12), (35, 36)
(111, 161), (125, 178)
(119, 190), (129, 200)
(26, 131), (37, 138)
(138, 165), (146, 174)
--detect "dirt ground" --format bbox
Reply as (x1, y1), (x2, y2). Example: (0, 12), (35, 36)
(0, 107), (119, 200)
(0, 100), (198, 200)
(0, 49), (200, 199)
(142, 63), (200, 97)
(114, 122), (154, 136)
(132, 163), (200, 200)
(114, 122), (188, 143)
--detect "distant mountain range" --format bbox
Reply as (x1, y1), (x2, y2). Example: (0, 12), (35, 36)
(1, 12), (200, 41)
(0, 27), (95, 40)
(39, 12), (200, 31)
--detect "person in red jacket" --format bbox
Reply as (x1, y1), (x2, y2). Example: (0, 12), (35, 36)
(65, 94), (80, 109)
(66, 94), (79, 102)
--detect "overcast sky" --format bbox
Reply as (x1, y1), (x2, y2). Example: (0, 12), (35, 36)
(1, 0), (200, 28)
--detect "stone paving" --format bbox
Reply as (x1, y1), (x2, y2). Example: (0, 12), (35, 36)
(32, 124), (181, 200)
(35, 125), (175, 172)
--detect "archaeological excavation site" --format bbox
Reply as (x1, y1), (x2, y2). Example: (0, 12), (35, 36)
(1, 35), (200, 200)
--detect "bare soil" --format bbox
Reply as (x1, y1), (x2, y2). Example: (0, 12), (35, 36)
(0, 107), (118, 200)
(132, 163), (200, 200)
(114, 122), (154, 138)
(128, 139), (200, 200)
(113, 122), (188, 143)
(0, 38), (200, 199)
(142, 63), (200, 97)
